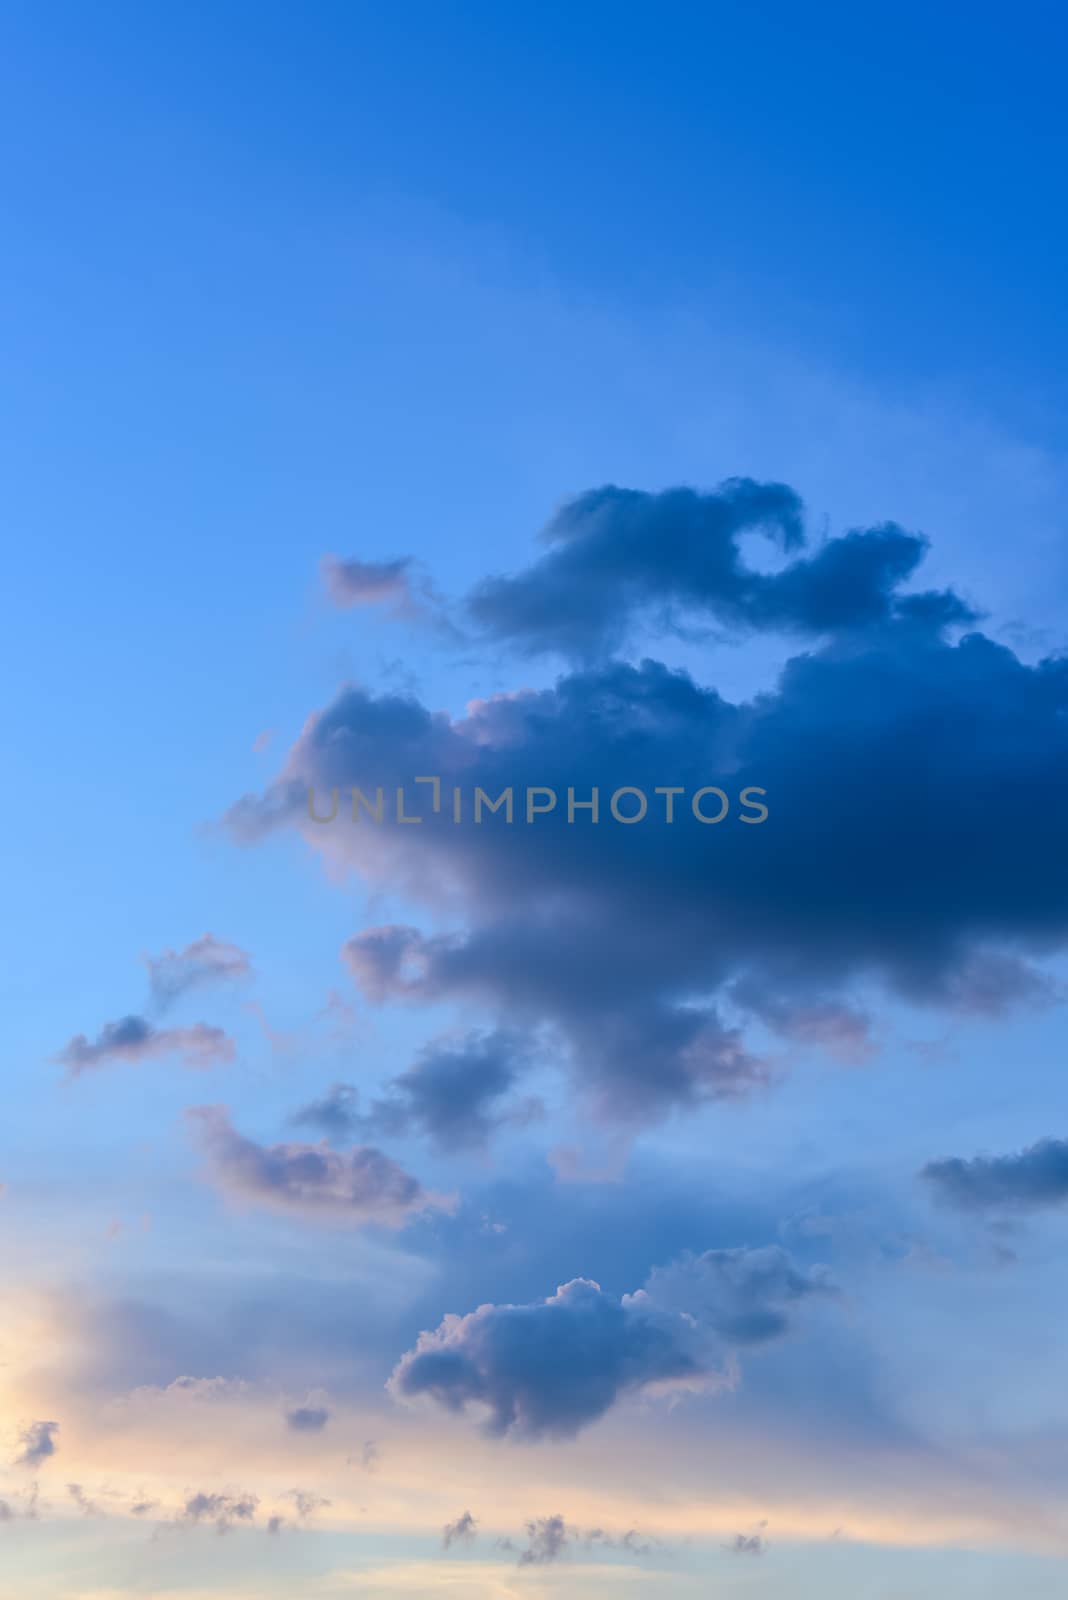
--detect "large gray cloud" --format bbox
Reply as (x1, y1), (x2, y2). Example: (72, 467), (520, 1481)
(226, 483), (1068, 1125)
(389, 1245), (831, 1440)
(922, 1137), (1068, 1212)
(466, 478), (975, 658)
(187, 1105), (449, 1228)
(55, 1016), (235, 1075)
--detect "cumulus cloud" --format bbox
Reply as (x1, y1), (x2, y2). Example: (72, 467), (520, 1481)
(389, 1245), (831, 1440)
(465, 477), (975, 658)
(442, 1509), (478, 1549)
(145, 934), (252, 1012)
(922, 1137), (1068, 1212)
(55, 1016), (234, 1076)
(12, 1421), (58, 1468)
(226, 520), (1068, 1121)
(187, 1105), (449, 1227)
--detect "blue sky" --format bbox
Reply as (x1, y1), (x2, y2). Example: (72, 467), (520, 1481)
(4, 4), (1068, 1596)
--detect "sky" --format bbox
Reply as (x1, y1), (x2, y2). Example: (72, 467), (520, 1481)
(4, 3), (1068, 1596)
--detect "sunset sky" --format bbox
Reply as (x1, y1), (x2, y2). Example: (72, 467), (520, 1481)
(5, 4), (1068, 1596)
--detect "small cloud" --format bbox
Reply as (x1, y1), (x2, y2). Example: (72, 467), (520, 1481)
(187, 1105), (451, 1228)
(519, 1515), (570, 1566)
(320, 554), (416, 612)
(922, 1137), (1068, 1214)
(67, 1483), (102, 1517)
(442, 1510), (478, 1550)
(724, 1531), (768, 1556)
(13, 1421), (58, 1469)
(145, 934), (252, 1013)
(55, 1016), (234, 1076)
(288, 1489), (329, 1520)
(285, 1406), (330, 1434)
(290, 1083), (360, 1141)
(178, 1491), (258, 1535)
(253, 729), (275, 753)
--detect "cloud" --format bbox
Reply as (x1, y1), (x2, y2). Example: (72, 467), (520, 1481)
(288, 1488), (329, 1520)
(13, 1420), (58, 1468)
(922, 1138), (1068, 1212)
(178, 1491), (259, 1534)
(227, 541), (1068, 1120)
(725, 1531), (768, 1555)
(290, 1082), (360, 1140)
(145, 934), (252, 1012)
(55, 1016), (235, 1076)
(187, 1105), (450, 1227)
(518, 1513), (570, 1564)
(320, 554), (417, 612)
(442, 1509), (478, 1549)
(292, 1029), (529, 1152)
(285, 1405), (330, 1433)
(466, 478), (975, 658)
(389, 1245), (831, 1440)
(67, 1482), (102, 1517)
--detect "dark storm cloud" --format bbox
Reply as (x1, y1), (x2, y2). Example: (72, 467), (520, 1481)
(145, 934), (252, 1012)
(922, 1137), (1068, 1212)
(227, 482), (1068, 1124)
(389, 1245), (830, 1440)
(55, 1016), (235, 1075)
(13, 1421), (58, 1468)
(187, 1105), (449, 1227)
(466, 478), (975, 657)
